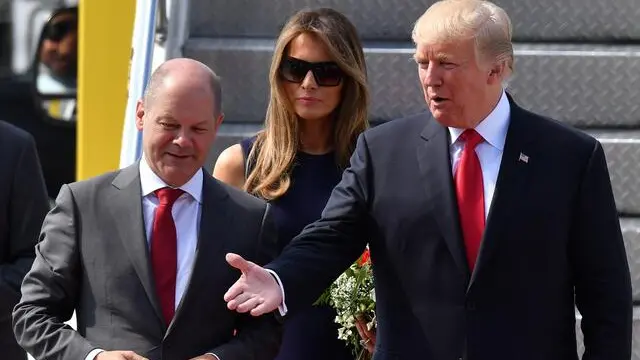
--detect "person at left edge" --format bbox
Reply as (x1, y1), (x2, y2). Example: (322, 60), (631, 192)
(0, 120), (50, 360)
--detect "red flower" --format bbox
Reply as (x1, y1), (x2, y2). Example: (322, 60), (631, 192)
(358, 248), (371, 266)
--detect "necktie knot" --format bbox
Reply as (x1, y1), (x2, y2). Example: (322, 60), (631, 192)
(460, 129), (484, 150)
(155, 187), (184, 206)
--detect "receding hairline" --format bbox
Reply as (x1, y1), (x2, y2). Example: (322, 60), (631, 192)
(143, 59), (223, 115)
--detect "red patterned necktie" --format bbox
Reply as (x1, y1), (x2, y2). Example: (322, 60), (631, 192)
(454, 129), (485, 272)
(151, 187), (183, 325)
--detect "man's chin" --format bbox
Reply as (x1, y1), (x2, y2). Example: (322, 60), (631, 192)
(158, 165), (198, 187)
(431, 110), (455, 127)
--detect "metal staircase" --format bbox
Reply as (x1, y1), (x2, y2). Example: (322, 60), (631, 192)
(180, 0), (640, 356)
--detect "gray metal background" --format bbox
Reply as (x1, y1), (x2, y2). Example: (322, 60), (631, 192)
(185, 39), (640, 127)
(594, 131), (640, 216)
(190, 0), (640, 41)
(620, 219), (640, 302)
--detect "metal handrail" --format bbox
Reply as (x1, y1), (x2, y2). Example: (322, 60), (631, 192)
(155, 0), (168, 44)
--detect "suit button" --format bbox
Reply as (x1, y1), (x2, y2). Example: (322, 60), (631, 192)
(466, 301), (476, 311)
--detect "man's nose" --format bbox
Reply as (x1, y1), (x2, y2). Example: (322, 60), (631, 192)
(173, 129), (194, 147)
(300, 70), (318, 89)
(423, 64), (443, 86)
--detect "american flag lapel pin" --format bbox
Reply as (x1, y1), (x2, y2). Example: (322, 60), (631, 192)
(518, 152), (529, 163)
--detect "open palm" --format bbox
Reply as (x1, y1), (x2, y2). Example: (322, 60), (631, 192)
(224, 253), (283, 316)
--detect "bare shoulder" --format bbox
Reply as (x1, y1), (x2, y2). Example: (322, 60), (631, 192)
(212, 143), (246, 189)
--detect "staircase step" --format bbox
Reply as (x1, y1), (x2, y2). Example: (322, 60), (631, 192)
(205, 123), (263, 173)
(189, 0), (640, 41)
(185, 39), (640, 127)
(591, 131), (640, 216)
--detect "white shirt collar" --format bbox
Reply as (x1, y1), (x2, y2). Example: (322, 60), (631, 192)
(448, 90), (511, 151)
(139, 155), (203, 203)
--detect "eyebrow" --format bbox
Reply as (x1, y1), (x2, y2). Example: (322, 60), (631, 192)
(434, 53), (452, 62)
(156, 115), (177, 123)
(192, 120), (211, 127)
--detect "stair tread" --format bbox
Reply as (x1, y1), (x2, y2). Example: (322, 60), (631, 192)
(189, 0), (640, 41)
(185, 39), (640, 127)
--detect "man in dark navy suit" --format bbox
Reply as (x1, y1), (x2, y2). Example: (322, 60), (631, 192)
(222, 1), (632, 359)
(0, 120), (49, 360)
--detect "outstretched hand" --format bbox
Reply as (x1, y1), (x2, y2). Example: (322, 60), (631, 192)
(224, 253), (283, 316)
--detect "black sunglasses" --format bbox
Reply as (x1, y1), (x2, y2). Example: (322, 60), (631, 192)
(279, 57), (344, 87)
(44, 20), (76, 42)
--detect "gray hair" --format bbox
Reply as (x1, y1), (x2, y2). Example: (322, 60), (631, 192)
(412, 0), (514, 78)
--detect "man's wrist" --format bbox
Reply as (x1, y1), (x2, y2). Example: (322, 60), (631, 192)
(205, 353), (220, 360)
(264, 268), (288, 315)
(85, 349), (105, 360)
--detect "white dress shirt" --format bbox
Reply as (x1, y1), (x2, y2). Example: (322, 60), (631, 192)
(87, 158), (220, 360)
(274, 91), (511, 316)
(448, 90), (511, 219)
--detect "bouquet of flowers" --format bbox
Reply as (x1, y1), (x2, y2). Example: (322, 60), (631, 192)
(315, 248), (376, 360)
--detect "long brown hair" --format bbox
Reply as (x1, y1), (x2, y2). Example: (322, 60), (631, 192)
(245, 8), (370, 200)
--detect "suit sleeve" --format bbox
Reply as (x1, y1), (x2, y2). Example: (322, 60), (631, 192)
(12, 184), (96, 360)
(571, 141), (632, 360)
(209, 203), (284, 360)
(265, 133), (372, 313)
(0, 133), (49, 319)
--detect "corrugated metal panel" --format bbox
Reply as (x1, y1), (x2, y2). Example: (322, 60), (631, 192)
(592, 131), (640, 216)
(190, 0), (640, 41)
(185, 39), (640, 127)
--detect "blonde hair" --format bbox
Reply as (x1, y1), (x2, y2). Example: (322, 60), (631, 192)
(245, 8), (370, 200)
(412, 0), (514, 76)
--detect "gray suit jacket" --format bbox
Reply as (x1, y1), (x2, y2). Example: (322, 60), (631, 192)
(0, 120), (49, 360)
(12, 164), (282, 360)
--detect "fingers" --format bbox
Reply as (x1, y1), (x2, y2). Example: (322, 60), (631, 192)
(224, 281), (245, 305)
(355, 320), (367, 339)
(235, 296), (265, 313)
(224, 253), (260, 303)
(121, 351), (149, 360)
(226, 291), (253, 310)
(250, 300), (276, 316)
(226, 253), (252, 273)
(355, 318), (376, 353)
(365, 340), (375, 353)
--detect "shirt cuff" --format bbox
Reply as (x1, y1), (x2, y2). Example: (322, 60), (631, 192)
(206, 353), (221, 360)
(85, 349), (105, 360)
(264, 269), (288, 316)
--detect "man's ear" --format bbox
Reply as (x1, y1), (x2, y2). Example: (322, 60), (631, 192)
(214, 113), (225, 131)
(487, 61), (507, 85)
(135, 100), (145, 131)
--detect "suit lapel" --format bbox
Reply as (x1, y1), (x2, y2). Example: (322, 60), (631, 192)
(468, 99), (536, 291)
(164, 170), (231, 338)
(417, 118), (470, 280)
(109, 163), (165, 330)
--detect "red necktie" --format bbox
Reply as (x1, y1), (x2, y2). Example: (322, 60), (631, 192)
(454, 130), (485, 271)
(151, 187), (183, 325)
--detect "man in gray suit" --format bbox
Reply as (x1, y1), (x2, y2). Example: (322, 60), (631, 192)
(0, 121), (50, 360)
(12, 58), (282, 360)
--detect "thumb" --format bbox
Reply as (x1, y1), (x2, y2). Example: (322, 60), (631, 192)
(121, 351), (149, 360)
(226, 253), (252, 273)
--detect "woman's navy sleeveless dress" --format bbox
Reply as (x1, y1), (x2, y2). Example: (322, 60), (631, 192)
(240, 137), (354, 360)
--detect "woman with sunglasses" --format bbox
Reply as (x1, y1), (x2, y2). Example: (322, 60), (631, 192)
(213, 7), (369, 360)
